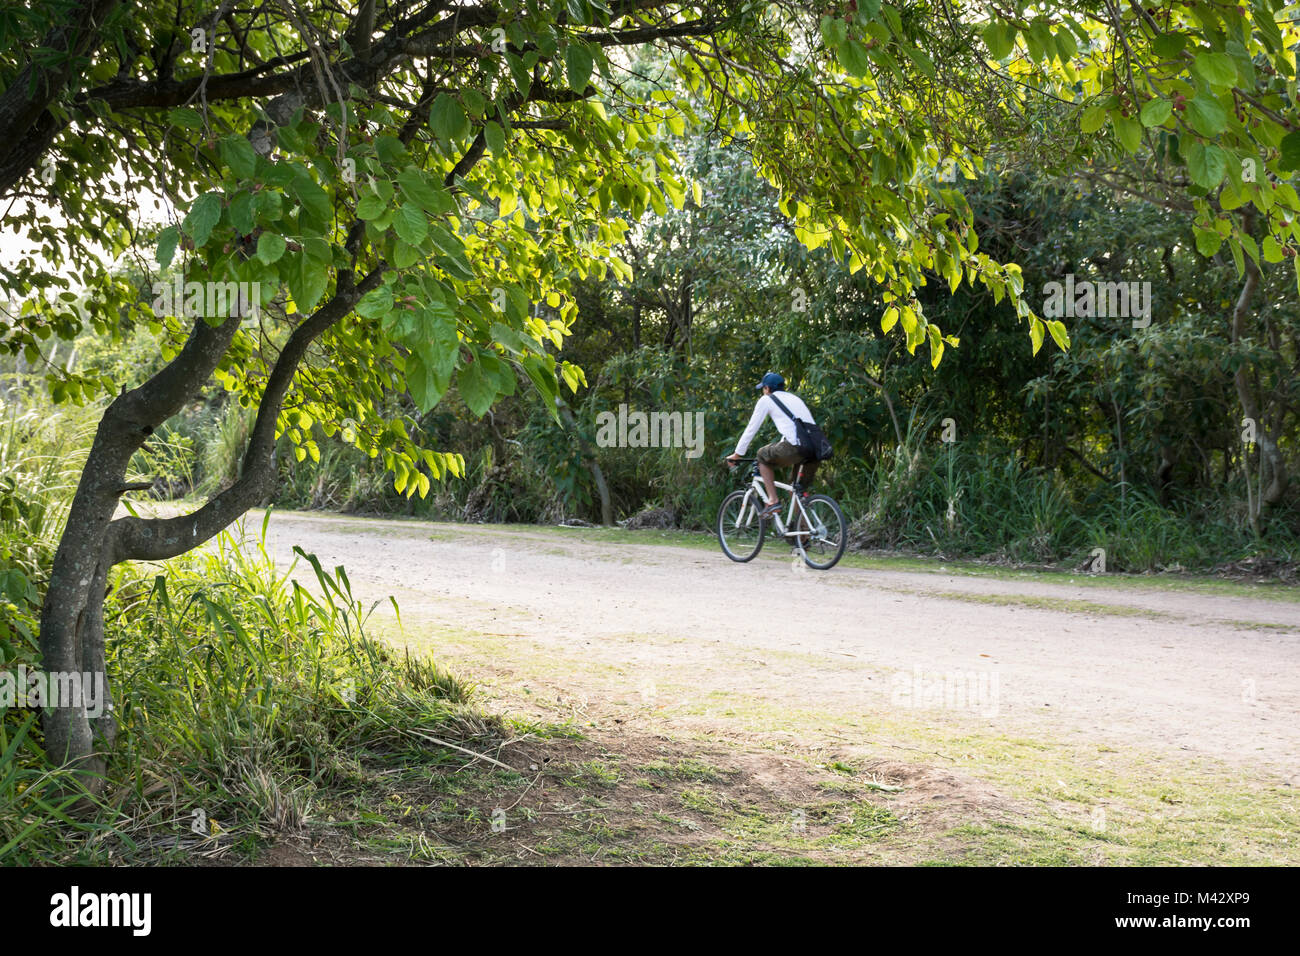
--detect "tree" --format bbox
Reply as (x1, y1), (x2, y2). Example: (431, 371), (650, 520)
(6, 0), (1296, 782)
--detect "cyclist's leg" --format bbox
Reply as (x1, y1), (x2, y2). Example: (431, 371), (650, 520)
(756, 440), (798, 509)
(790, 459), (820, 548)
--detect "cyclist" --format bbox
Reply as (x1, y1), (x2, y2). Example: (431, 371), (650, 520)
(726, 372), (818, 518)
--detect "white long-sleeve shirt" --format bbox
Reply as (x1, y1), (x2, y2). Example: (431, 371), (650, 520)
(734, 390), (815, 455)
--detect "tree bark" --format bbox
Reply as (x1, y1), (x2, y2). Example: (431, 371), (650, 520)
(39, 313), (240, 783)
(0, 0), (120, 195)
(557, 400), (613, 525)
(1229, 226), (1288, 513)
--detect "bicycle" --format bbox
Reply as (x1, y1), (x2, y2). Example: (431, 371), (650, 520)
(716, 457), (847, 570)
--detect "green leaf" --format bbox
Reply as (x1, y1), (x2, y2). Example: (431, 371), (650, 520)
(168, 107), (204, 129)
(228, 192), (255, 234)
(820, 15), (848, 48)
(183, 192), (222, 247)
(156, 225), (179, 269)
(1228, 234), (1245, 277)
(292, 170), (332, 227)
(927, 325), (944, 368)
(391, 239), (419, 269)
(218, 135), (258, 178)
(456, 354), (497, 417)
(837, 39), (872, 78)
(1139, 98), (1172, 128)
(462, 88), (486, 120)
(375, 135), (407, 165)
(565, 42), (594, 92)
(1151, 33), (1186, 59)
(484, 120), (506, 156)
(1194, 226), (1222, 257)
(424, 301), (460, 379)
(1046, 319), (1070, 351)
(256, 232), (286, 264)
(1112, 112), (1142, 153)
(393, 203), (428, 246)
(521, 354), (559, 419)
(302, 236), (332, 264)
(1030, 317), (1045, 355)
(427, 225), (462, 259)
(405, 305), (460, 410)
(406, 351), (442, 412)
(1279, 131), (1300, 172)
(1080, 104), (1107, 134)
(430, 94), (470, 143)
(396, 168), (454, 214)
(1193, 51), (1238, 89)
(490, 321), (531, 355)
(1184, 95), (1228, 137)
(1185, 141), (1227, 188)
(506, 52), (532, 98)
(566, 0), (591, 25)
(355, 286), (393, 319)
(289, 252), (328, 311)
(982, 22), (1015, 61)
(356, 190), (388, 220)
(1053, 26), (1077, 61)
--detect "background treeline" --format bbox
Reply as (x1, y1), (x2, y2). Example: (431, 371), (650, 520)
(5, 137), (1297, 574)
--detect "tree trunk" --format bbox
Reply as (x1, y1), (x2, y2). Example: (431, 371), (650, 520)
(557, 400), (613, 525)
(1229, 225), (1288, 513)
(40, 314), (241, 786)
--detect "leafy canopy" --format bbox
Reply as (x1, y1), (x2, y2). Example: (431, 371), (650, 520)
(4, 0), (1298, 494)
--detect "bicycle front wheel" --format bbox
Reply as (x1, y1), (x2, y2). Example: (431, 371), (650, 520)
(717, 489), (766, 562)
(797, 494), (846, 570)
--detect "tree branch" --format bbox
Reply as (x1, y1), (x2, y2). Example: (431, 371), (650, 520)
(109, 268), (385, 563)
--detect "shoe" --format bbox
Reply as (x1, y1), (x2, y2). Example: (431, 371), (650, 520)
(759, 500), (781, 518)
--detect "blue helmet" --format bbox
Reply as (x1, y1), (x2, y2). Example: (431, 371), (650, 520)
(756, 372), (785, 392)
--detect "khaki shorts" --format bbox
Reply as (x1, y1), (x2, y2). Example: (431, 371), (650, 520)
(757, 439), (817, 484)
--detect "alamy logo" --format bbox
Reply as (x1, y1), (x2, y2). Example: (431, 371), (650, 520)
(151, 276), (260, 319)
(49, 886), (151, 936)
(1042, 274), (1151, 328)
(0, 666), (106, 718)
(595, 404), (705, 459)
(890, 666), (1000, 717)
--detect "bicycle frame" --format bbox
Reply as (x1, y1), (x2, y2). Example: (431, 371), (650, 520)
(736, 470), (825, 556)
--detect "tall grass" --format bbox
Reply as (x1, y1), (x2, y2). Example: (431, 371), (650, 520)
(0, 395), (96, 581)
(1, 390), (103, 860)
(841, 439), (1298, 572)
(0, 386), (493, 864)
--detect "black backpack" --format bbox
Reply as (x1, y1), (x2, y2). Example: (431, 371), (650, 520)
(768, 392), (834, 462)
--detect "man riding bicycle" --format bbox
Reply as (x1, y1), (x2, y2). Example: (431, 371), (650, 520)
(726, 372), (818, 518)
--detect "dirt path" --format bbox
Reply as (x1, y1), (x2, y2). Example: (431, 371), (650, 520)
(249, 511), (1300, 776)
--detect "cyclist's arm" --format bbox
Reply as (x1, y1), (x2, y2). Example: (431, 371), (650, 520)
(733, 397), (769, 456)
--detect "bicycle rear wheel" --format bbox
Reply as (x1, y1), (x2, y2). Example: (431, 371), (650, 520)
(796, 494), (846, 570)
(717, 489), (766, 562)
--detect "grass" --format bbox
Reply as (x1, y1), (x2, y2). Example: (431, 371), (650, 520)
(0, 401), (512, 866)
(924, 590), (1167, 619)
(402, 613), (1300, 866)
